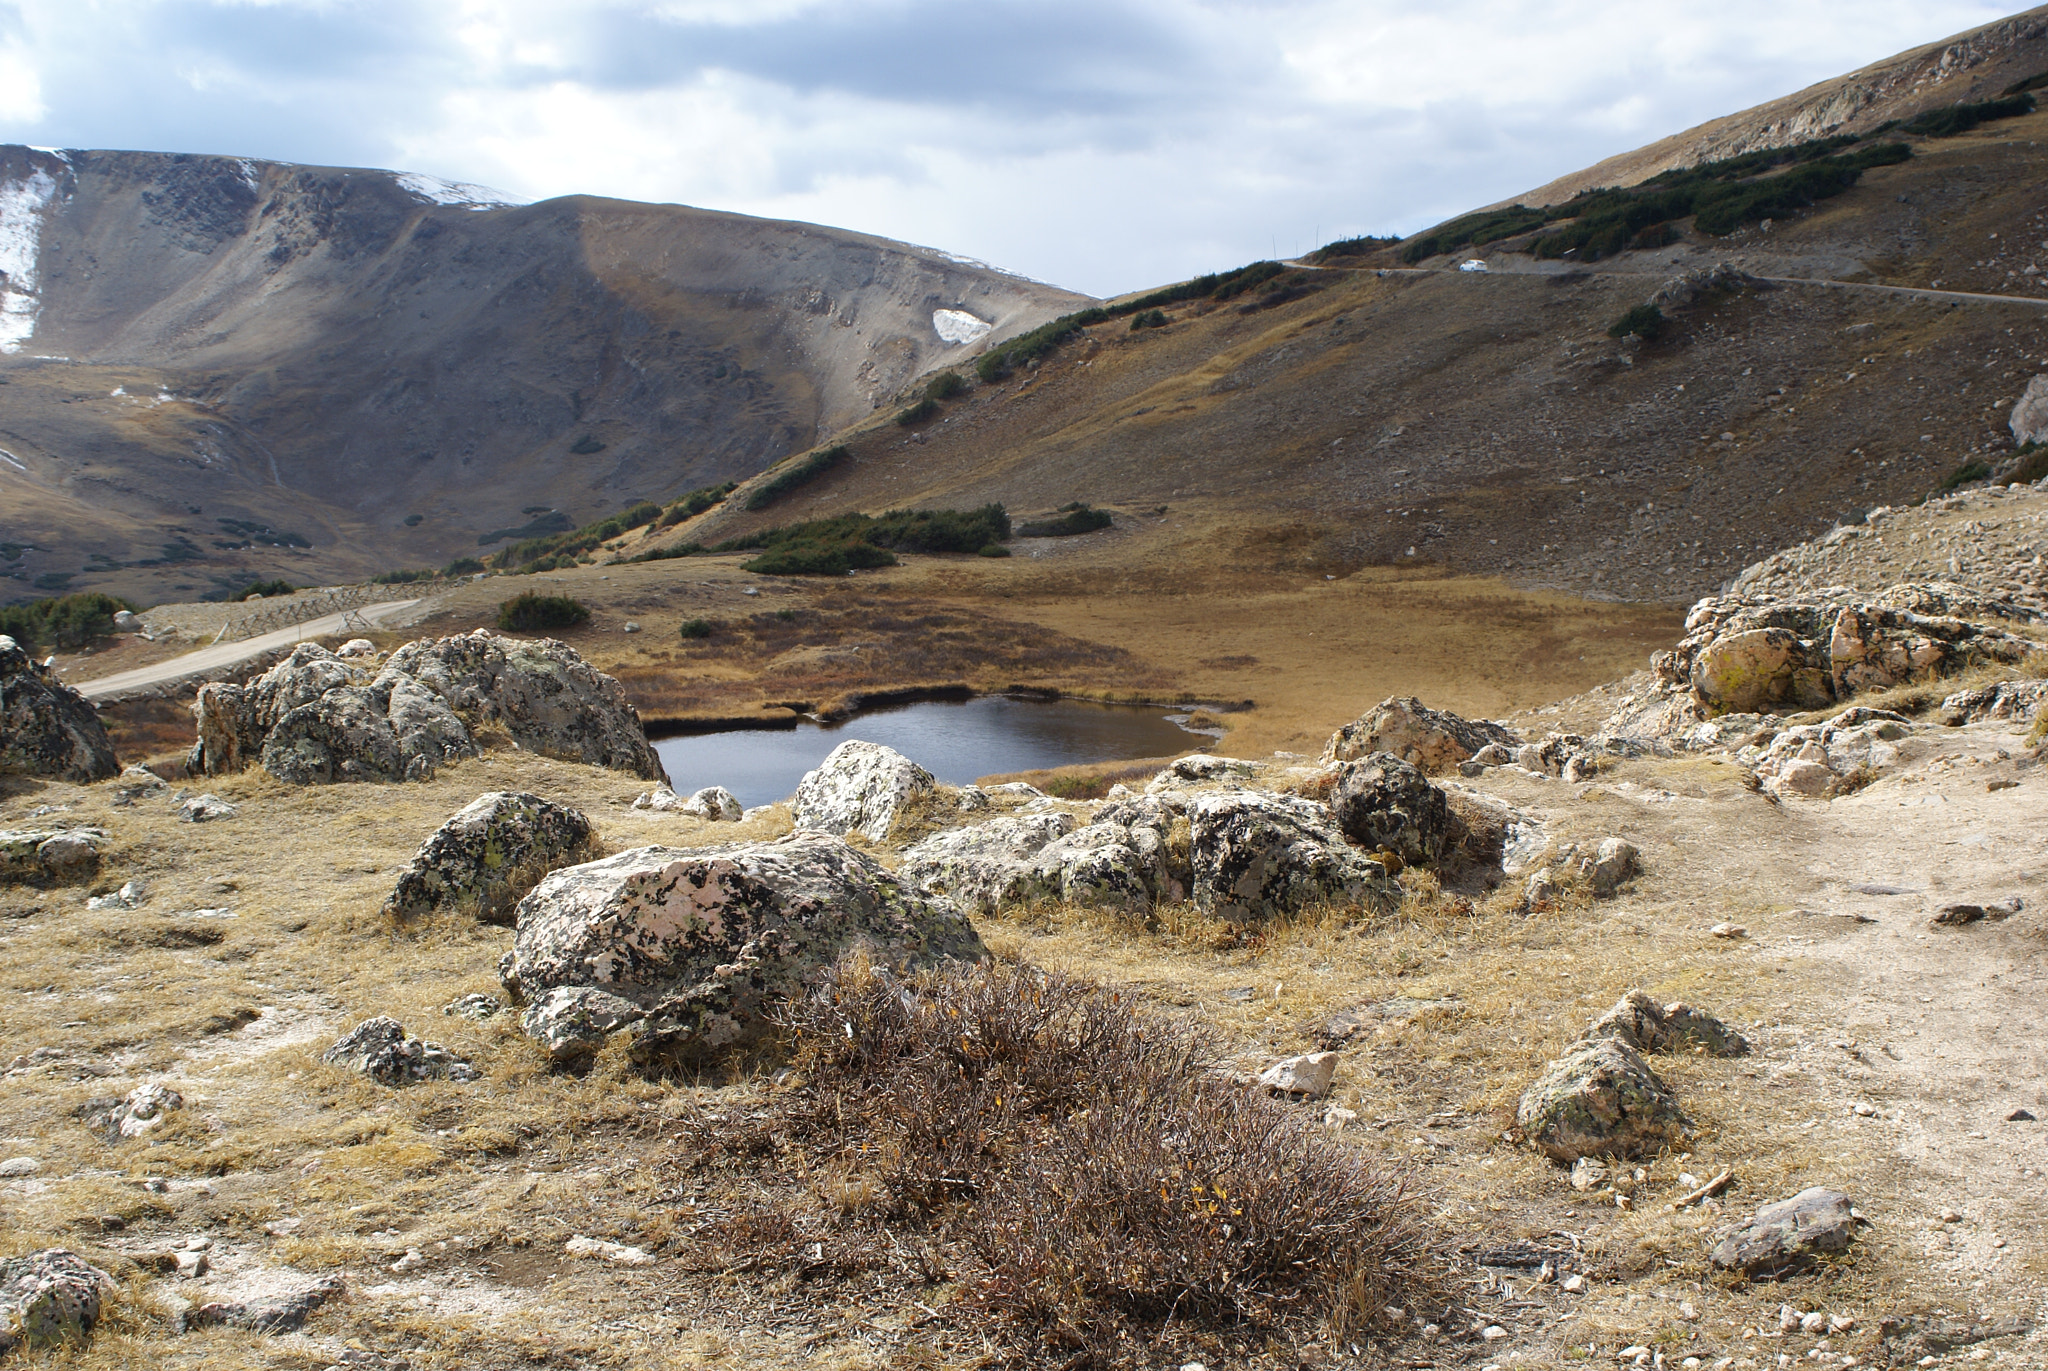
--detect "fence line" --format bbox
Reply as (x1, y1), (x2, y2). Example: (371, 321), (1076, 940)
(218, 584), (420, 642)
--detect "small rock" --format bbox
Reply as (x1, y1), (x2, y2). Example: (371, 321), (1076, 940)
(1801, 1312), (1825, 1333)
(0, 1249), (115, 1353)
(1524, 867), (1559, 904)
(1709, 922), (1746, 939)
(322, 1017), (480, 1085)
(1570, 1156), (1608, 1192)
(1710, 1187), (1861, 1274)
(335, 638), (378, 659)
(1587, 989), (1749, 1057)
(1584, 837), (1639, 896)
(0, 1157), (39, 1177)
(1517, 1036), (1691, 1161)
(173, 1249), (209, 1278)
(176, 794), (239, 823)
(1323, 1105), (1358, 1129)
(1932, 900), (2021, 926)
(622, 621), (641, 634)
(2008, 1108), (2038, 1122)
(1853, 1102), (1878, 1117)
(1561, 1273), (1585, 1292)
(563, 1236), (654, 1266)
(441, 993), (502, 1020)
(1480, 1324), (1507, 1340)
(178, 1276), (342, 1334)
(1256, 1051), (1337, 1099)
(1680, 1299), (1699, 1321)
(678, 786), (744, 821)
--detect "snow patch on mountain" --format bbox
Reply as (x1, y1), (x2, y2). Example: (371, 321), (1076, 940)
(932, 309), (992, 346)
(393, 173), (527, 211)
(0, 168), (58, 354)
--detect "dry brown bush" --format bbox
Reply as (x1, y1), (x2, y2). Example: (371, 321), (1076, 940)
(775, 955), (1432, 1362)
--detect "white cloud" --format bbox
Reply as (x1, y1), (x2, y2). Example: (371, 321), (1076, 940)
(0, 0), (2021, 294)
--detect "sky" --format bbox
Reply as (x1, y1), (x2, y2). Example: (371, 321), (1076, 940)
(0, 0), (2025, 296)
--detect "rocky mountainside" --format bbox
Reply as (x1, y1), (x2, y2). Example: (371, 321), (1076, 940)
(0, 147), (1087, 601)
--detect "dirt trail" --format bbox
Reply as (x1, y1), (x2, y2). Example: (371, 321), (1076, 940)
(74, 598), (424, 700)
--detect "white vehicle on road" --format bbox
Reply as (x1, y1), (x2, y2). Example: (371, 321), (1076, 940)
(1458, 259), (1489, 272)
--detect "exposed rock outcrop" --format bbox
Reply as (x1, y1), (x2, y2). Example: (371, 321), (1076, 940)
(1321, 697), (1519, 774)
(0, 636), (118, 782)
(0, 828), (104, 886)
(1516, 1036), (1691, 1162)
(2010, 374), (2048, 448)
(1185, 790), (1394, 922)
(80, 1083), (184, 1140)
(1753, 708), (1912, 798)
(191, 633), (663, 785)
(791, 740), (935, 841)
(1588, 989), (1750, 1057)
(382, 792), (597, 924)
(1943, 679), (2048, 725)
(635, 785), (745, 820)
(503, 833), (985, 1063)
(900, 811), (1078, 913)
(322, 1016), (480, 1084)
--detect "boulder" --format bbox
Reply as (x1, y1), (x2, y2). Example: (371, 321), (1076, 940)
(336, 638), (378, 659)
(1582, 837), (1639, 896)
(1034, 796), (1190, 910)
(0, 1249), (114, 1356)
(1144, 754), (1255, 793)
(0, 636), (118, 782)
(634, 785), (743, 820)
(791, 740), (934, 841)
(322, 1016), (480, 1084)
(382, 791), (597, 924)
(1185, 790), (1393, 922)
(1256, 1052), (1337, 1099)
(1516, 1037), (1691, 1161)
(191, 632), (663, 785)
(1321, 697), (1519, 774)
(900, 812), (1078, 913)
(1587, 989), (1749, 1057)
(1943, 679), (2048, 724)
(1752, 709), (1912, 799)
(1709, 1187), (1860, 1275)
(0, 828), (104, 886)
(502, 832), (985, 1063)
(2010, 373), (2048, 447)
(80, 1082), (184, 1139)
(1328, 752), (1452, 866)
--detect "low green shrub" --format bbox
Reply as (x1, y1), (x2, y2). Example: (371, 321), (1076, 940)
(1900, 94), (2036, 138)
(2003, 71), (2048, 97)
(1311, 233), (1401, 260)
(721, 505), (1009, 558)
(660, 481), (739, 527)
(370, 569), (434, 585)
(740, 540), (898, 576)
(2002, 443), (2048, 485)
(620, 543), (704, 564)
(746, 445), (850, 511)
(0, 592), (137, 650)
(1607, 304), (1666, 341)
(977, 543), (1012, 557)
(569, 434), (606, 455)
(478, 510), (573, 547)
(491, 500), (671, 570)
(679, 618), (713, 639)
(1129, 308), (1169, 330)
(1018, 505), (1113, 537)
(497, 592), (590, 632)
(925, 372), (967, 400)
(1940, 459), (1993, 490)
(403, 513), (424, 527)
(238, 579), (297, 600)
(443, 557), (486, 577)
(896, 397), (940, 427)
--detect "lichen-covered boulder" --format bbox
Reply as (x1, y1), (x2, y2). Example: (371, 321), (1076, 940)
(0, 1249), (114, 1356)
(381, 631), (664, 778)
(1185, 791), (1394, 922)
(79, 1082), (184, 1140)
(192, 633), (663, 785)
(1943, 679), (2048, 724)
(1144, 753), (1255, 794)
(1328, 752), (1452, 866)
(1035, 795), (1190, 910)
(503, 832), (985, 1063)
(383, 792), (597, 924)
(0, 828), (105, 886)
(0, 637), (118, 782)
(1516, 1036), (1691, 1162)
(1321, 697), (1519, 774)
(322, 1016), (480, 1084)
(1709, 1187), (1860, 1275)
(900, 812), (1078, 913)
(1587, 989), (1749, 1057)
(791, 740), (935, 841)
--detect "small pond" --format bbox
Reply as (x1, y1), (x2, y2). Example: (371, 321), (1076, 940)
(652, 696), (1206, 809)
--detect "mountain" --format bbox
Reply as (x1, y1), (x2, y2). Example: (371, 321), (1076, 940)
(667, 6), (2048, 604)
(0, 147), (1088, 602)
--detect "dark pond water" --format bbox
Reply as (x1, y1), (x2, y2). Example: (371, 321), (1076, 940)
(652, 696), (1205, 809)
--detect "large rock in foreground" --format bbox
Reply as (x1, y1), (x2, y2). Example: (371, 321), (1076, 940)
(900, 796), (1192, 915)
(1321, 697), (1519, 774)
(383, 792), (597, 924)
(0, 1249), (114, 1356)
(0, 637), (118, 782)
(0, 828), (105, 886)
(1709, 1187), (1860, 1275)
(191, 633), (664, 784)
(504, 833), (984, 1063)
(791, 740), (934, 841)
(1516, 1037), (1691, 1162)
(1186, 791), (1394, 922)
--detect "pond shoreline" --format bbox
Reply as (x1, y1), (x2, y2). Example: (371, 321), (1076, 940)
(641, 682), (1254, 741)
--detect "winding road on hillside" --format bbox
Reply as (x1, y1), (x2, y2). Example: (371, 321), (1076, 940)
(74, 598), (424, 700)
(1326, 261), (2048, 310)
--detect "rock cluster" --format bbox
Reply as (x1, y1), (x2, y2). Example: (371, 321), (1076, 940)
(382, 791), (596, 924)
(1751, 707), (1910, 798)
(1709, 1187), (1862, 1275)
(190, 632), (663, 785)
(504, 833), (985, 1063)
(80, 1083), (184, 1139)
(1187, 789), (1393, 922)
(322, 1016), (480, 1084)
(1517, 988), (1746, 1161)
(1656, 587), (2041, 716)
(635, 785), (745, 820)
(1320, 696), (1520, 774)
(0, 1249), (114, 1356)
(0, 828), (104, 886)
(0, 636), (119, 782)
(791, 740), (934, 840)
(1328, 752), (1451, 865)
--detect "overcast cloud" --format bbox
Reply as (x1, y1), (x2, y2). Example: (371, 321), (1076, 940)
(0, 0), (2021, 294)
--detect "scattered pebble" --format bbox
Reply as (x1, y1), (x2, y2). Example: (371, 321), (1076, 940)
(0, 1157), (40, 1177)
(1709, 922), (1747, 938)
